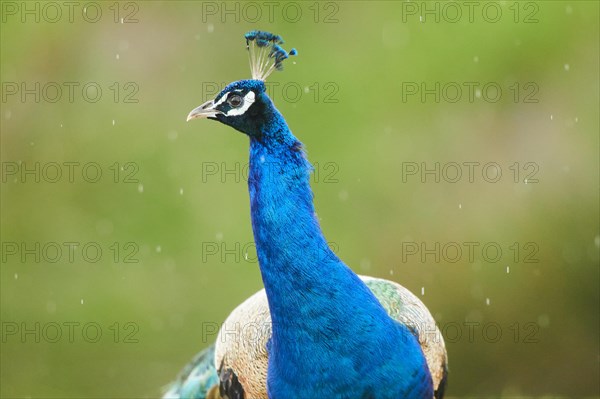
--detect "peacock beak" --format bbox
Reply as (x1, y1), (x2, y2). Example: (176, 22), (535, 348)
(186, 100), (222, 121)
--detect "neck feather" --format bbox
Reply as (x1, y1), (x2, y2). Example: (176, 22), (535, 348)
(247, 107), (396, 355)
(241, 95), (431, 398)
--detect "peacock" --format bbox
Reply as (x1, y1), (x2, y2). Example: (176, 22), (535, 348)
(164, 31), (447, 399)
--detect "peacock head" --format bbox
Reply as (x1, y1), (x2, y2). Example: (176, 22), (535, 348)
(186, 31), (297, 137)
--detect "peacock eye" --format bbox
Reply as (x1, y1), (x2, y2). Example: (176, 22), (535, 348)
(228, 94), (243, 108)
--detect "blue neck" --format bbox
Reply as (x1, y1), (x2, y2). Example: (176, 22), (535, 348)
(247, 106), (384, 329)
(246, 98), (432, 397)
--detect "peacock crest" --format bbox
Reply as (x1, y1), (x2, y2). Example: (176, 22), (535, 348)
(245, 30), (297, 81)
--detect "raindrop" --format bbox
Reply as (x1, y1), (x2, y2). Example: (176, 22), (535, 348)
(506, 266), (510, 273)
(594, 235), (600, 248)
(137, 183), (144, 193)
(120, 17), (124, 24)
(419, 15), (423, 22)
(473, 56), (479, 63)
(116, 54), (120, 60)
(389, 269), (394, 276)
(112, 119), (116, 126)
(156, 245), (162, 253)
(458, 203), (462, 209)
(475, 89), (482, 98)
(216, 232), (223, 241)
(465, 310), (483, 323)
(564, 63), (570, 71)
(550, 114), (554, 120)
(360, 258), (371, 271)
(421, 286), (425, 296)
(80, 299), (84, 305)
(485, 298), (490, 306)
(46, 301), (57, 314)
(179, 188), (184, 195)
(30, 142), (35, 146)
(575, 117), (579, 123)
(168, 130), (178, 140)
(470, 284), (484, 299)
(207, 23), (214, 33)
(14, 273), (18, 280)
(244, 252), (248, 261)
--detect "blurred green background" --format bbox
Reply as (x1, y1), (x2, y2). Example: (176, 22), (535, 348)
(1, 1), (598, 398)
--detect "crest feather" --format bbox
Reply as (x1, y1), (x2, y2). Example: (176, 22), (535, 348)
(245, 30), (297, 81)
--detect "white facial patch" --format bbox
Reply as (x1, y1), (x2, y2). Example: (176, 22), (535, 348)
(213, 92), (230, 107)
(226, 91), (256, 116)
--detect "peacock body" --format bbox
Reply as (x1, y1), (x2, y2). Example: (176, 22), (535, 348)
(165, 31), (447, 399)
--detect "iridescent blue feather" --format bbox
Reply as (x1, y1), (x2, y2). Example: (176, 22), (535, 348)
(163, 345), (218, 399)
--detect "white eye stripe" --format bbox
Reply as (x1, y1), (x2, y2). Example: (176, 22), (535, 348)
(213, 92), (230, 107)
(226, 91), (256, 116)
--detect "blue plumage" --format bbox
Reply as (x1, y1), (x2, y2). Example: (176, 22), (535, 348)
(175, 31), (443, 399)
